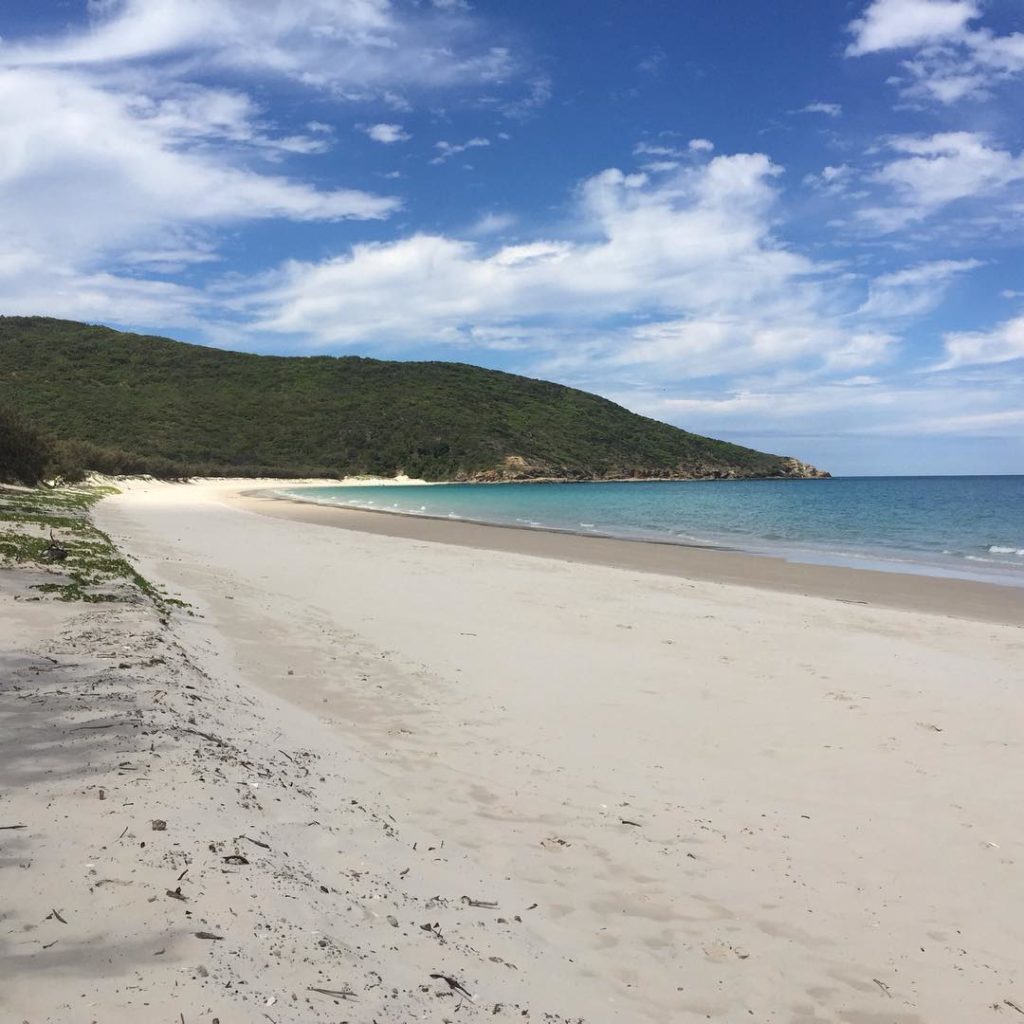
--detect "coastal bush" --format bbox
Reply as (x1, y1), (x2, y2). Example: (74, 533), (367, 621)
(0, 404), (50, 485)
(0, 315), (820, 481)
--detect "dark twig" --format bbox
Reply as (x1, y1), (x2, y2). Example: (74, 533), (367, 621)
(461, 896), (499, 909)
(179, 727), (227, 747)
(307, 986), (358, 1001)
(430, 973), (474, 1000)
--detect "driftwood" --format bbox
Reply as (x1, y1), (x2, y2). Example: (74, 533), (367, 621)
(41, 531), (68, 563)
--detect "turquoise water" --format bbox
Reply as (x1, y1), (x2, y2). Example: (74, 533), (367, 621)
(282, 477), (1024, 587)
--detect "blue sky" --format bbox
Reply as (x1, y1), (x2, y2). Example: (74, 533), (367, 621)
(1, 0), (1023, 475)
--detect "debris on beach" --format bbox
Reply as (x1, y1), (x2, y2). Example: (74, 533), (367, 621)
(0, 489), (594, 1023)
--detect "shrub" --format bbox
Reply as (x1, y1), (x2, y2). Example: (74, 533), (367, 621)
(0, 405), (51, 485)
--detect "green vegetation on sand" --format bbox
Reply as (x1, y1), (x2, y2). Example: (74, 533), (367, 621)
(0, 316), (827, 481)
(0, 483), (184, 610)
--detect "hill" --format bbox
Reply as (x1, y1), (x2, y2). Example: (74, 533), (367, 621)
(0, 316), (827, 481)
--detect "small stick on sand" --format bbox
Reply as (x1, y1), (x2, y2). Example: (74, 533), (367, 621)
(307, 985), (358, 1001)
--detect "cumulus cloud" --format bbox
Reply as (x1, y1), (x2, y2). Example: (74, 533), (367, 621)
(365, 122), (410, 144)
(234, 151), (925, 396)
(245, 156), (793, 341)
(846, 0), (1024, 103)
(846, 0), (979, 56)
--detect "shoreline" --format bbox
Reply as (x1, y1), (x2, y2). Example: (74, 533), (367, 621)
(263, 484), (1024, 590)
(241, 484), (1024, 626)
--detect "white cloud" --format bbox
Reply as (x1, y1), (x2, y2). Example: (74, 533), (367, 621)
(858, 132), (1024, 230)
(365, 122), (410, 144)
(0, 251), (204, 327)
(804, 163), (854, 195)
(0, 0), (518, 97)
(0, 0), (532, 326)
(431, 136), (490, 163)
(238, 152), (908, 394)
(846, 0), (978, 56)
(634, 142), (678, 157)
(846, 0), (1024, 103)
(937, 315), (1024, 369)
(857, 258), (981, 318)
(467, 211), (517, 236)
(688, 138), (715, 152)
(619, 373), (1023, 442)
(0, 67), (397, 264)
(799, 102), (843, 117)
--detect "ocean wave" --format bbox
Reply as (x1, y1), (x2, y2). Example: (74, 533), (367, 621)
(988, 545), (1024, 556)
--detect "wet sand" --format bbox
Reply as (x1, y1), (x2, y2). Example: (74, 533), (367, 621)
(242, 486), (1024, 626)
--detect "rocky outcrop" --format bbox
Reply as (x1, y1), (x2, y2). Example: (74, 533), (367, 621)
(459, 454), (830, 483)
(775, 458), (831, 479)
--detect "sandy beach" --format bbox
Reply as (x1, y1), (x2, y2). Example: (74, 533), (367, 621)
(4, 477), (1023, 1023)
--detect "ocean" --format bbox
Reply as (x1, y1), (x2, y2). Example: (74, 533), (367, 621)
(281, 476), (1024, 587)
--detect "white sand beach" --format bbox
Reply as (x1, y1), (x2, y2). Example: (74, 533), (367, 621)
(3, 477), (1023, 1023)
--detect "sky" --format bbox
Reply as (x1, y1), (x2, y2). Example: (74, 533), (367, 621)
(1, 0), (1023, 476)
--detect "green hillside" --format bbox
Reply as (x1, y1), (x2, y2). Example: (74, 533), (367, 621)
(0, 316), (826, 481)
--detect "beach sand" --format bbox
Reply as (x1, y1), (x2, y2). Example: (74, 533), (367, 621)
(4, 477), (1023, 1022)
